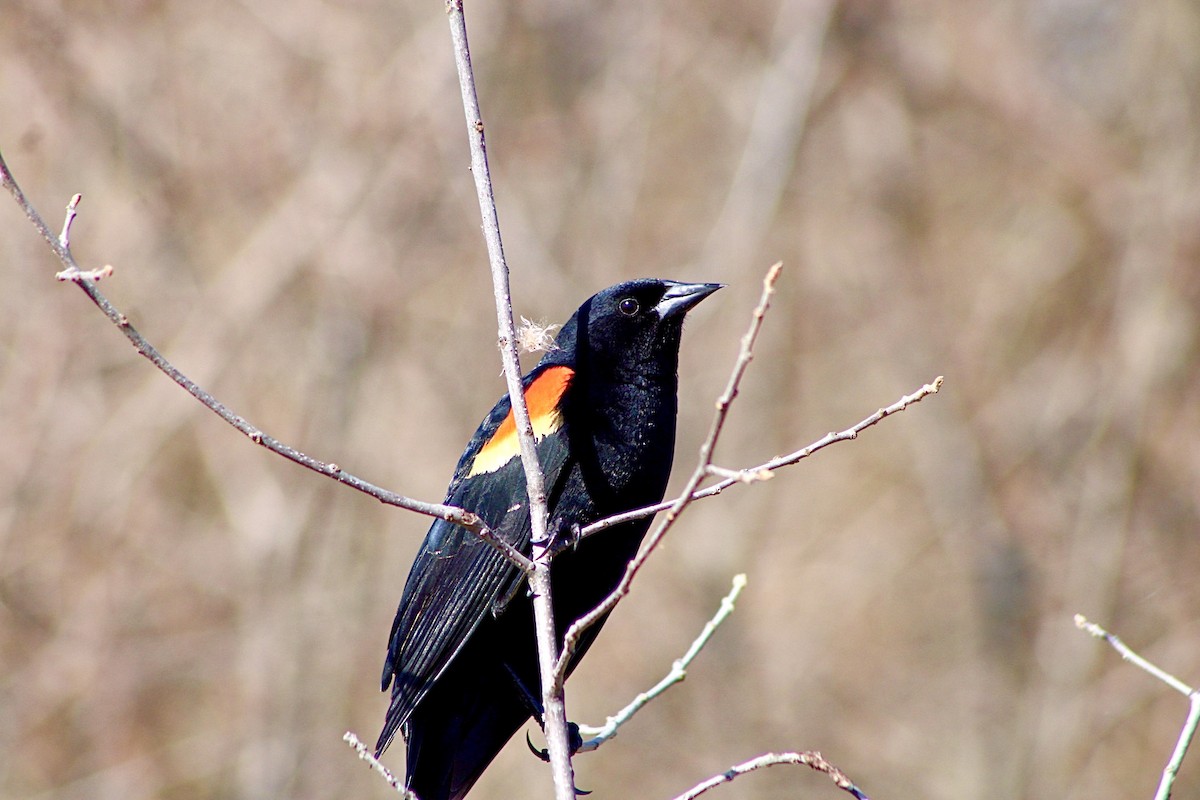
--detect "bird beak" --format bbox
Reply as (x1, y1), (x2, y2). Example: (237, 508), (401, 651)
(654, 281), (724, 319)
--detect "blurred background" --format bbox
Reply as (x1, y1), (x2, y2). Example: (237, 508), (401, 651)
(2, 0), (1198, 798)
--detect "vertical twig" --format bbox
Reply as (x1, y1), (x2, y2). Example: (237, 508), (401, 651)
(443, 3), (575, 798)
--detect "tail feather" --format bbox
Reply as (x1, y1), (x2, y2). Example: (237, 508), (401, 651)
(403, 672), (530, 800)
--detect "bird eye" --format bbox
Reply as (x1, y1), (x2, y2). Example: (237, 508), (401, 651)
(618, 297), (639, 316)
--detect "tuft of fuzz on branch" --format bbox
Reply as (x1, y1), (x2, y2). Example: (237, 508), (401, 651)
(517, 316), (561, 354)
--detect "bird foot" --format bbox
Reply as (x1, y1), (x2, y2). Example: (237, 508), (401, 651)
(546, 520), (583, 557)
(525, 725), (590, 795)
(524, 722), (583, 760)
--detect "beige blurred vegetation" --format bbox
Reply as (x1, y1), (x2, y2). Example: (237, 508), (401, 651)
(2, 0), (1198, 798)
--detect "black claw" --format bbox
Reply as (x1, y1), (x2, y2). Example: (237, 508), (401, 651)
(524, 732), (591, 796)
(547, 520), (583, 557)
(526, 731), (551, 763)
(524, 722), (584, 763)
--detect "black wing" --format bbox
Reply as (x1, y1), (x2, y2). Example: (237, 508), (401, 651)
(375, 366), (573, 754)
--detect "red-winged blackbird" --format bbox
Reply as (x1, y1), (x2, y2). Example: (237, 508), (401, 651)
(376, 279), (720, 800)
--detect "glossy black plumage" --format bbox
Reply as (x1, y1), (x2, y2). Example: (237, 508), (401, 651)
(376, 279), (720, 800)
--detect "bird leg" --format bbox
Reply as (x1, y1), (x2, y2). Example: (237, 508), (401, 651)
(504, 664), (585, 760)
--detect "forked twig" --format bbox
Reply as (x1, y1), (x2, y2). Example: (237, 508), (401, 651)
(577, 574), (747, 750)
(0, 149), (536, 574)
(1075, 615), (1200, 800)
(579, 375), (944, 539)
(2, 149), (75, 265)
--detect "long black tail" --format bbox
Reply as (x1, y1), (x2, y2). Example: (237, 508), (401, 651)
(402, 661), (532, 800)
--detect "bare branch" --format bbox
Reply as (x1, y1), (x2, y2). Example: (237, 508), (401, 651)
(671, 751), (869, 800)
(1166, 697), (1200, 800)
(580, 375), (945, 539)
(554, 263), (782, 684)
(1075, 615), (1200, 800)
(343, 731), (420, 798)
(1074, 615), (1195, 697)
(1, 149), (537, 575)
(444, 0), (549, 545)
(443, 2), (574, 797)
(2, 148), (87, 273)
(577, 574), (747, 750)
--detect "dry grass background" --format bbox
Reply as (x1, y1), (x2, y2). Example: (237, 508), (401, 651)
(2, 1), (1199, 798)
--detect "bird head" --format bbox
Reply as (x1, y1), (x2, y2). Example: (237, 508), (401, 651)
(542, 279), (722, 378)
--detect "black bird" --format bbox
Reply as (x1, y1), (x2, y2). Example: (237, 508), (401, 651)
(376, 279), (720, 800)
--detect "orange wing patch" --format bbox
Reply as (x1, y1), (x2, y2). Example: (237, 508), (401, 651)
(467, 366), (574, 477)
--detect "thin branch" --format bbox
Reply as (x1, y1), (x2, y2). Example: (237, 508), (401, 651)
(1075, 615), (1200, 800)
(1166, 696), (1200, 800)
(59, 192), (81, 248)
(2, 148), (78, 264)
(579, 375), (945, 540)
(577, 574), (747, 750)
(443, 3), (574, 798)
(1, 148), (538, 574)
(554, 263), (782, 685)
(671, 751), (869, 800)
(343, 731), (420, 798)
(1074, 615), (1195, 697)
(1164, 698), (1200, 800)
(443, 0), (549, 546)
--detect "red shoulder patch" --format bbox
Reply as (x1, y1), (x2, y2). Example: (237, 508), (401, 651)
(467, 366), (574, 476)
